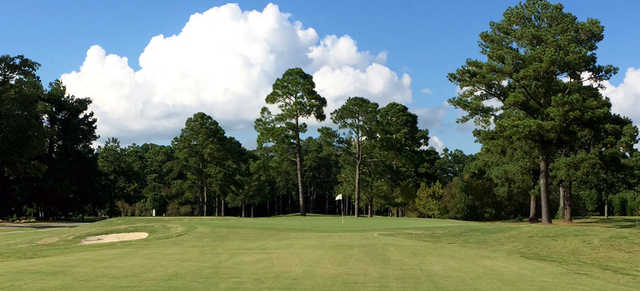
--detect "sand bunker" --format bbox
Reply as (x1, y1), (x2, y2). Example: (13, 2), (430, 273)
(81, 232), (148, 245)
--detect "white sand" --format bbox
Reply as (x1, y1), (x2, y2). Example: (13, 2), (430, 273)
(81, 232), (148, 245)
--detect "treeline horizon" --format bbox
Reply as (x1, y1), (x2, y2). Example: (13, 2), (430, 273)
(3, 0), (640, 222)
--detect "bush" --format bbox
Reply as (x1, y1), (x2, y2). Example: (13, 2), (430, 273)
(611, 191), (640, 216)
(115, 200), (136, 216)
(166, 202), (194, 216)
(441, 176), (500, 221)
(409, 182), (444, 218)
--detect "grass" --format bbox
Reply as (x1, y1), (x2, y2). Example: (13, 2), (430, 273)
(0, 216), (638, 290)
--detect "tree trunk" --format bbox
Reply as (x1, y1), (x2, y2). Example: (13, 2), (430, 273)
(354, 159), (361, 218)
(325, 193), (329, 214)
(604, 197), (608, 219)
(251, 205), (254, 218)
(354, 135), (362, 218)
(241, 201), (245, 217)
(221, 198), (225, 217)
(563, 182), (572, 222)
(215, 197), (218, 216)
(346, 196), (350, 215)
(198, 190), (203, 216)
(310, 188), (315, 214)
(558, 185), (565, 220)
(203, 184), (207, 217)
(294, 118), (305, 216)
(529, 195), (537, 222)
(539, 157), (551, 224)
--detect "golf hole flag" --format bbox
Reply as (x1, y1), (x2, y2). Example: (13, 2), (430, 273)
(336, 194), (344, 224)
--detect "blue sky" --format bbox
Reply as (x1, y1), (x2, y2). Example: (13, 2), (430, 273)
(3, 1), (640, 153)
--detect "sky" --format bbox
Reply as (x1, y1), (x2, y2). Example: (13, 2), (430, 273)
(2, 0), (640, 153)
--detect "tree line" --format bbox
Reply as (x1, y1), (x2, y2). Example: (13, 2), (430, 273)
(2, 0), (639, 222)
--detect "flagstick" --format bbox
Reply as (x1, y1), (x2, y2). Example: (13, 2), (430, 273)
(341, 196), (344, 224)
(336, 194), (344, 224)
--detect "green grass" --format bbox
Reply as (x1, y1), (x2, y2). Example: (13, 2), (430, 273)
(0, 228), (21, 232)
(0, 216), (638, 290)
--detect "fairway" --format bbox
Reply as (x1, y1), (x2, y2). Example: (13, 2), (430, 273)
(1, 216), (639, 290)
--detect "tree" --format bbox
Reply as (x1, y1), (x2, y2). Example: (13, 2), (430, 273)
(591, 115), (638, 218)
(410, 182), (444, 218)
(375, 102), (430, 216)
(303, 127), (342, 214)
(331, 97), (378, 217)
(140, 143), (175, 216)
(263, 68), (327, 216)
(246, 148), (276, 217)
(448, 0), (617, 224)
(37, 80), (98, 218)
(435, 148), (473, 184)
(473, 113), (539, 221)
(217, 136), (249, 217)
(0, 55), (46, 217)
(172, 113), (228, 216)
(254, 107), (298, 214)
(97, 139), (149, 216)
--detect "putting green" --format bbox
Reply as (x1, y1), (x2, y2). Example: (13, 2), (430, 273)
(0, 216), (638, 290)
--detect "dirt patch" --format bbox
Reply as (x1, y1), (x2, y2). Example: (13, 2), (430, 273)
(81, 232), (148, 245)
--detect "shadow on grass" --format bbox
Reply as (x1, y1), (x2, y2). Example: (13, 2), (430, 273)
(574, 216), (640, 229)
(0, 222), (88, 229)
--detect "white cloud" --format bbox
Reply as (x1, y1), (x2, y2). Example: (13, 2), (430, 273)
(313, 63), (412, 113)
(61, 3), (412, 144)
(412, 102), (448, 130)
(429, 136), (445, 153)
(307, 34), (385, 71)
(601, 68), (640, 126)
(482, 98), (503, 109)
(420, 88), (432, 95)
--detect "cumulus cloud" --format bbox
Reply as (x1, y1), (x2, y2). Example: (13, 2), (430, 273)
(601, 68), (640, 126)
(61, 3), (412, 144)
(429, 136), (445, 153)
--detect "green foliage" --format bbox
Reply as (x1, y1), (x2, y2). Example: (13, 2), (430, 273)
(172, 112), (247, 216)
(331, 97), (378, 216)
(331, 97), (378, 140)
(409, 182), (444, 218)
(373, 102), (430, 210)
(0, 55), (46, 178)
(448, 0), (621, 223)
(260, 68), (328, 215)
(0, 55), (47, 217)
(266, 68), (327, 123)
(435, 148), (473, 183)
(611, 191), (640, 216)
(441, 175), (501, 221)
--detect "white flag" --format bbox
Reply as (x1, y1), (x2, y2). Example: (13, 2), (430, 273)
(335, 194), (343, 201)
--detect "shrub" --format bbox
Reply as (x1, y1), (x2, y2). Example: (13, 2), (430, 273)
(409, 182), (444, 218)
